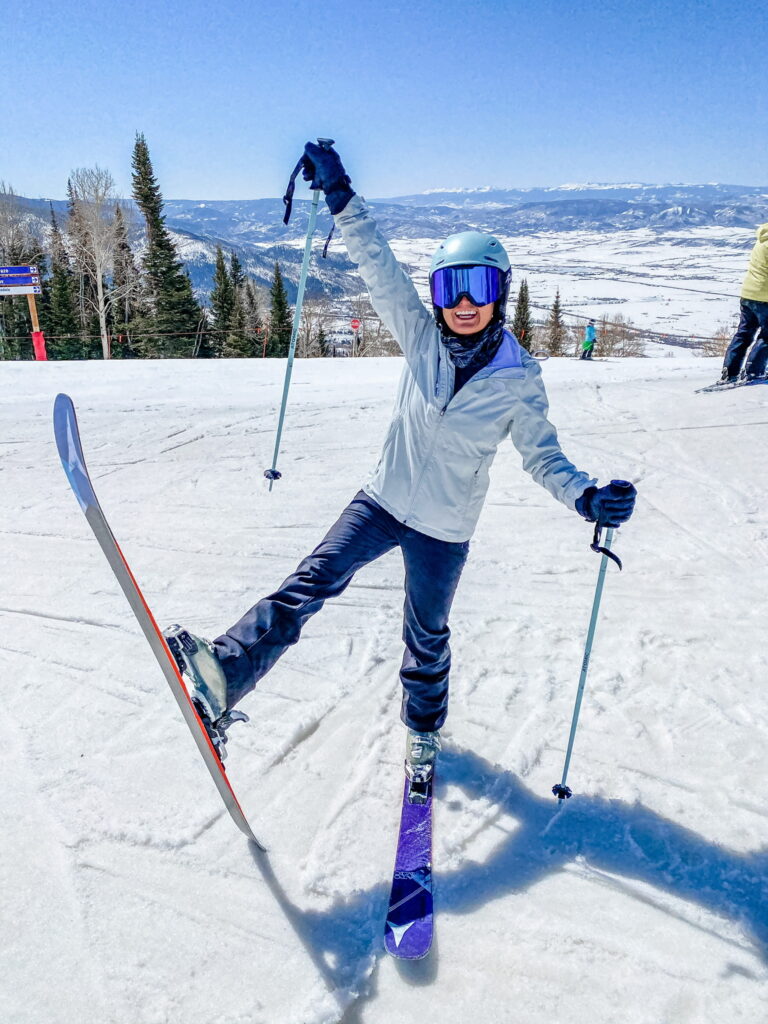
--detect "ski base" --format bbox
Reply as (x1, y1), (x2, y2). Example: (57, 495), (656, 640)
(384, 775), (434, 959)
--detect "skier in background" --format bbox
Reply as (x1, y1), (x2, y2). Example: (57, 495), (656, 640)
(580, 319), (596, 360)
(164, 142), (637, 785)
(718, 223), (768, 384)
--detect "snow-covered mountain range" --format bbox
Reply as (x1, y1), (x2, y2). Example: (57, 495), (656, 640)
(161, 182), (768, 250)
(13, 183), (768, 335)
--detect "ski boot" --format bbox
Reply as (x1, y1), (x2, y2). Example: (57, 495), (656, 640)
(405, 729), (441, 805)
(715, 368), (738, 387)
(163, 624), (248, 761)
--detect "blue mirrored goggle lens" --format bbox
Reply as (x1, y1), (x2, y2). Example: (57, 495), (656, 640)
(430, 265), (503, 309)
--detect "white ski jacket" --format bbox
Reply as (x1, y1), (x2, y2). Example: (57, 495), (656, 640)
(335, 195), (596, 543)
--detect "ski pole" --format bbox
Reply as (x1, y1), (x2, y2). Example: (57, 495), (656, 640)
(264, 137), (335, 490)
(552, 480), (632, 800)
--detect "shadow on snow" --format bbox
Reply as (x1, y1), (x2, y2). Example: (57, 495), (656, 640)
(249, 745), (768, 1018)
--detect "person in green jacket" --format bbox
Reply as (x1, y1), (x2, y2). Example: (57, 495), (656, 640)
(719, 224), (768, 383)
(580, 320), (596, 360)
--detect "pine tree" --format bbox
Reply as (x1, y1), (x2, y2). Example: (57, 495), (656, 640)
(545, 289), (567, 356)
(511, 278), (534, 352)
(316, 323), (331, 358)
(131, 133), (202, 357)
(267, 262), (292, 358)
(209, 246), (234, 356)
(219, 251), (258, 356)
(223, 293), (254, 357)
(1, 293), (33, 359)
(230, 251), (245, 291)
(47, 206), (83, 359)
(243, 280), (265, 350)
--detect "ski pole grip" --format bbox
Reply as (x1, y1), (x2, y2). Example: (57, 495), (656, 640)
(610, 479), (633, 491)
(283, 139), (335, 226)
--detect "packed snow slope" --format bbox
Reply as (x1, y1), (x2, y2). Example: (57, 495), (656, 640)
(3, 355), (767, 1024)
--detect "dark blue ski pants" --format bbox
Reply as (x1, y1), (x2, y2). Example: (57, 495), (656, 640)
(214, 491), (469, 732)
(723, 299), (768, 379)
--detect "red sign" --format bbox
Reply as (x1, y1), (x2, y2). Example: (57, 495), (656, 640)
(350, 318), (361, 330)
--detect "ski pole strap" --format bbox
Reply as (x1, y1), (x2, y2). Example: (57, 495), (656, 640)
(282, 156), (306, 225)
(590, 522), (622, 571)
(322, 223), (335, 258)
(284, 165), (333, 257)
(283, 138), (337, 227)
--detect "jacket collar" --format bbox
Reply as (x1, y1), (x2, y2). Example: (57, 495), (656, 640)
(472, 329), (524, 380)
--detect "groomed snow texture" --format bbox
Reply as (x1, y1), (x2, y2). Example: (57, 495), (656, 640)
(2, 355), (767, 1023)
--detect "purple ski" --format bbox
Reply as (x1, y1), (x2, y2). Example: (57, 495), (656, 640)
(384, 775), (434, 959)
(696, 377), (768, 394)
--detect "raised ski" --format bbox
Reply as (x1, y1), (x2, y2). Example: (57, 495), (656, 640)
(53, 393), (263, 849)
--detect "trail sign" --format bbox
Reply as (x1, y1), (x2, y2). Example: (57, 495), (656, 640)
(350, 318), (361, 330)
(0, 274), (40, 286)
(0, 264), (47, 357)
(0, 284), (42, 296)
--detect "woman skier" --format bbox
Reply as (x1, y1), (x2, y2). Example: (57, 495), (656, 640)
(164, 141), (636, 787)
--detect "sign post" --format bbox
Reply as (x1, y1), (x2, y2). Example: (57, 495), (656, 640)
(351, 317), (361, 358)
(0, 266), (47, 360)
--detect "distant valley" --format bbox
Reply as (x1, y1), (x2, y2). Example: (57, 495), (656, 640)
(16, 183), (768, 339)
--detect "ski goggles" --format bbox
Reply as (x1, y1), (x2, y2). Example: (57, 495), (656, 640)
(430, 265), (505, 309)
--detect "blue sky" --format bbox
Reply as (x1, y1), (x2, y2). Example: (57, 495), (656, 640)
(4, 0), (765, 200)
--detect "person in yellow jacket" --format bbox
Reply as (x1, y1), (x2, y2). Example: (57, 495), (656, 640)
(719, 223), (768, 383)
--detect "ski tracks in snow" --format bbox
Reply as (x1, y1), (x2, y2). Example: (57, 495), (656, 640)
(5, 358), (768, 1023)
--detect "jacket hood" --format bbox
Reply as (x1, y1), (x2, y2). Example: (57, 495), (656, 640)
(757, 223), (768, 244)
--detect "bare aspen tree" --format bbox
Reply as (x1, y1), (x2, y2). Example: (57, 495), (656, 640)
(0, 182), (36, 259)
(67, 166), (133, 359)
(595, 314), (645, 357)
(298, 295), (334, 357)
(700, 322), (733, 357)
(349, 293), (398, 356)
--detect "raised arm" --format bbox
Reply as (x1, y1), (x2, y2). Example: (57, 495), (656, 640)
(301, 141), (434, 358)
(334, 197), (434, 355)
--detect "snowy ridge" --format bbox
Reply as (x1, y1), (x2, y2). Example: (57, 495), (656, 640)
(3, 356), (768, 1023)
(10, 186), (768, 338)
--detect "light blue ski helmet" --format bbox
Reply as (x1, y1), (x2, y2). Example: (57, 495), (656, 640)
(429, 231), (512, 334)
(429, 230), (511, 276)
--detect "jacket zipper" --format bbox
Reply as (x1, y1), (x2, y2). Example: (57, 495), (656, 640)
(403, 403), (447, 524)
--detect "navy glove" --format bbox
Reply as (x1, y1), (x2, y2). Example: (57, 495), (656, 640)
(576, 480), (637, 527)
(302, 141), (355, 215)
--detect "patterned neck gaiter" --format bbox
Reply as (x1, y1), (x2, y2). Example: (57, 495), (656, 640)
(437, 312), (505, 371)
